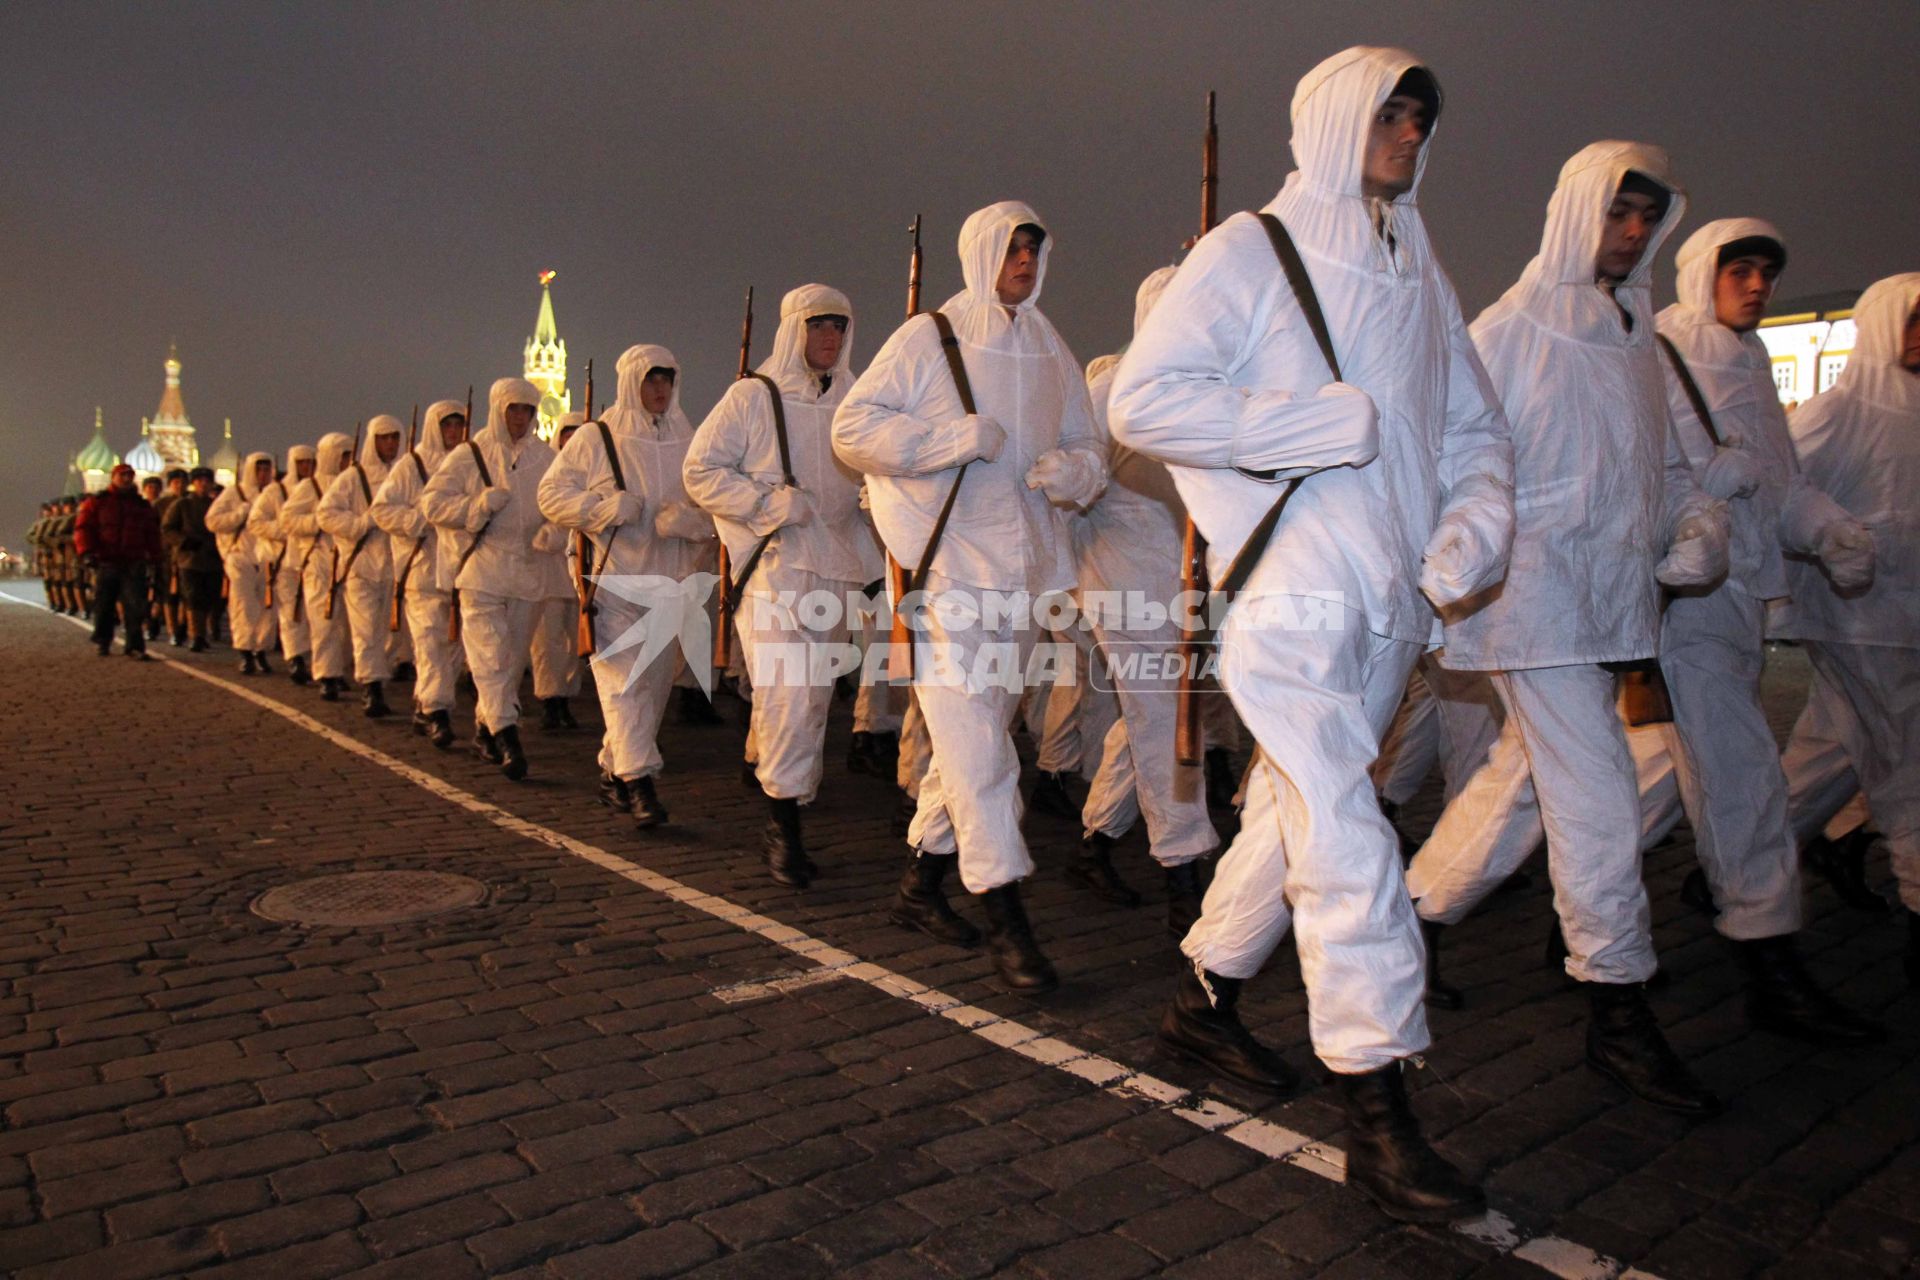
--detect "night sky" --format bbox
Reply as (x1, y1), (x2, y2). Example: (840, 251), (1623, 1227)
(4, 1), (1915, 541)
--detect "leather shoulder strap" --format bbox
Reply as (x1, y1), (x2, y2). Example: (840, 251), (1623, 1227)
(354, 462), (373, 503)
(1656, 334), (1723, 448)
(928, 312), (978, 415)
(595, 421), (627, 491)
(467, 439), (494, 488)
(1255, 213), (1342, 383)
(745, 373), (793, 483)
(411, 451), (428, 484)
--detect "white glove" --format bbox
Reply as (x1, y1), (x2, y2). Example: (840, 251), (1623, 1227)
(1817, 519), (1876, 593)
(654, 503), (714, 542)
(482, 487), (512, 514)
(531, 521), (570, 554)
(1024, 449), (1105, 510)
(1232, 381), (1379, 476)
(748, 486), (814, 536)
(1419, 480), (1514, 609)
(952, 414), (1006, 466)
(614, 491), (646, 527)
(1656, 509), (1730, 588)
(1701, 445), (1765, 501)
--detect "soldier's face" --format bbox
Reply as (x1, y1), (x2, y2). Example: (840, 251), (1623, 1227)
(640, 370), (674, 416)
(504, 403), (537, 440)
(439, 414), (467, 448)
(1361, 94), (1429, 200)
(1597, 191), (1664, 282)
(375, 434), (400, 462)
(804, 315), (847, 372)
(295, 459), (316, 480)
(253, 459), (273, 486)
(995, 228), (1043, 307)
(1713, 255), (1780, 333)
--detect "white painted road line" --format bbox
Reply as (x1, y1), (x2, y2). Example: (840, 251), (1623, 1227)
(18, 595), (1659, 1280)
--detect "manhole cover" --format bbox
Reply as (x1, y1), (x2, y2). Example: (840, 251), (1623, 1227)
(252, 871), (488, 926)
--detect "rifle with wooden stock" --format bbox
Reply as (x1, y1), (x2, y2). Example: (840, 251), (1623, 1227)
(389, 404), (422, 632)
(882, 215), (923, 682)
(448, 385), (483, 643)
(322, 418), (364, 621)
(573, 360), (606, 658)
(264, 473), (291, 610)
(712, 287), (755, 671)
(1175, 91), (1218, 766)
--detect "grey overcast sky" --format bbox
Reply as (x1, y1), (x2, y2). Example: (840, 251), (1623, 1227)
(3, 1), (1916, 540)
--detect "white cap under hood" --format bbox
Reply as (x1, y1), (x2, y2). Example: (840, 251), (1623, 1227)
(949, 202), (1051, 315)
(605, 346), (693, 440)
(1836, 272), (1920, 413)
(315, 431), (354, 486)
(236, 451), (276, 502)
(416, 399), (464, 471)
(1505, 141), (1687, 344)
(760, 283), (855, 398)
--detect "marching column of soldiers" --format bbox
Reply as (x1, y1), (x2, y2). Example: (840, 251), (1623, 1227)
(32, 44), (1920, 1225)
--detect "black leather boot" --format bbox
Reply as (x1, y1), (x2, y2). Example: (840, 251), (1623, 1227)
(239, 651), (258, 676)
(320, 676), (343, 701)
(870, 731), (899, 774)
(1680, 867), (1716, 916)
(392, 661), (415, 683)
(474, 722), (503, 765)
(288, 654), (311, 686)
(847, 731), (880, 776)
(763, 798), (812, 889)
(496, 724), (527, 780)
(427, 710), (454, 749)
(1736, 934), (1884, 1046)
(1806, 829), (1887, 912)
(741, 758), (760, 791)
(540, 697), (564, 731)
(1583, 981), (1720, 1116)
(890, 790), (918, 836)
(631, 776), (668, 828)
(979, 883), (1058, 995)
(1067, 831), (1142, 907)
(1204, 747), (1238, 809)
(1164, 859), (1209, 939)
(1028, 770), (1078, 820)
(1422, 920), (1462, 1011)
(410, 708), (433, 737)
(1157, 963), (1297, 1094)
(556, 698), (577, 729)
(1336, 1064), (1485, 1222)
(363, 680), (391, 719)
(599, 771), (633, 813)
(890, 851), (981, 946)
(678, 686), (723, 725)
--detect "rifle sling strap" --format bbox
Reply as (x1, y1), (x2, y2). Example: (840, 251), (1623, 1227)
(1656, 334), (1724, 449)
(1211, 215), (1343, 605)
(906, 311), (978, 596)
(578, 422), (629, 613)
(453, 439), (498, 585)
(727, 376), (799, 598)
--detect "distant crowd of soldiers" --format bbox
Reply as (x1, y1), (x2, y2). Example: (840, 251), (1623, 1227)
(30, 468), (234, 650)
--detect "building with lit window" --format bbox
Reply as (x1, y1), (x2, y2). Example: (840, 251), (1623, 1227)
(524, 271), (570, 441)
(1756, 290), (1857, 410)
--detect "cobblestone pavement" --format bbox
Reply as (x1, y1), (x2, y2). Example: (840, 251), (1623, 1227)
(1, 583), (1915, 1280)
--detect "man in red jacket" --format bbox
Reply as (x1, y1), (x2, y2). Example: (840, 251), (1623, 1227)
(76, 463), (163, 659)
